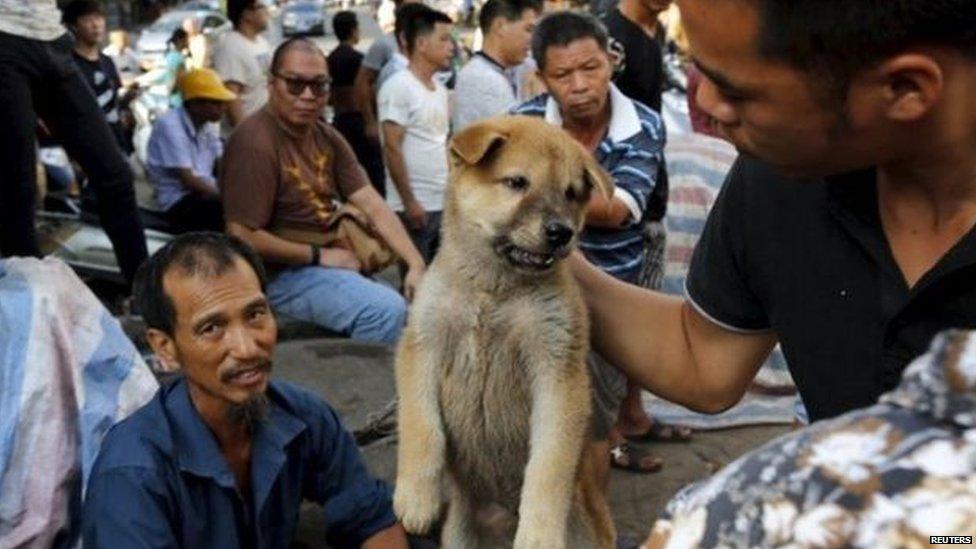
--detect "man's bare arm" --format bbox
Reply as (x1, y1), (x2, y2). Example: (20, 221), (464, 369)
(570, 253), (777, 413)
(361, 524), (409, 549)
(353, 67), (380, 139)
(381, 121), (416, 205)
(347, 184), (424, 269)
(585, 194), (633, 228)
(174, 168), (219, 198)
(226, 221), (359, 270)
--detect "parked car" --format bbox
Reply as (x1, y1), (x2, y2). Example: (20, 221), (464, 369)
(135, 9), (230, 69)
(282, 2), (326, 37)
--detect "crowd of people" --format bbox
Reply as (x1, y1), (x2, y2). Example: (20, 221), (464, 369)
(1, 0), (975, 546)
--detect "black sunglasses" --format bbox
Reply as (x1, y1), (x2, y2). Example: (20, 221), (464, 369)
(273, 73), (331, 97)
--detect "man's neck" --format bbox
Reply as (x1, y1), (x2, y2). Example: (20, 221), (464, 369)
(877, 144), (976, 229)
(562, 100), (612, 151)
(236, 23), (261, 40)
(73, 41), (101, 62)
(616, 0), (660, 36)
(185, 109), (208, 130)
(187, 384), (252, 452)
(480, 39), (510, 69)
(408, 57), (437, 88)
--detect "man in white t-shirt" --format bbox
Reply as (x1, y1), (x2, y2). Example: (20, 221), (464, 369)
(212, 0), (272, 126)
(377, 6), (453, 263)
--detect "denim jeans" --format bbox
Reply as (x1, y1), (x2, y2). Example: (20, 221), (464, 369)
(0, 32), (148, 286)
(267, 265), (408, 345)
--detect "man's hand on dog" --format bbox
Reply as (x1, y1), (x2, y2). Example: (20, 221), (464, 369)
(320, 247), (362, 271)
(404, 199), (428, 230)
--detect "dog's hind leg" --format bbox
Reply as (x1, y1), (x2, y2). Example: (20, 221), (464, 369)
(441, 477), (483, 549)
(577, 451), (616, 549)
(394, 329), (447, 535)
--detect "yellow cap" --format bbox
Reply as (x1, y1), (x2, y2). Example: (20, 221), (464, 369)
(177, 68), (237, 102)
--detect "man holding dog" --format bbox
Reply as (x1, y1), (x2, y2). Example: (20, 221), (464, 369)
(83, 232), (409, 548)
(514, 11), (675, 475)
(221, 38), (425, 345)
(573, 0), (976, 428)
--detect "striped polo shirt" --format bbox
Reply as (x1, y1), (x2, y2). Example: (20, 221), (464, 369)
(512, 84), (665, 283)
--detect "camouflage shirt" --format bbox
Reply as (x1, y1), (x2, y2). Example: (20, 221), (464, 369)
(647, 330), (976, 548)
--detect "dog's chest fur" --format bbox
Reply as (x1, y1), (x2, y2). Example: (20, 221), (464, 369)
(412, 268), (584, 506)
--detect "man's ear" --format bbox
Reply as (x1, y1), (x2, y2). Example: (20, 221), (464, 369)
(450, 121), (509, 167)
(871, 54), (944, 123)
(145, 328), (181, 373)
(584, 155), (614, 201)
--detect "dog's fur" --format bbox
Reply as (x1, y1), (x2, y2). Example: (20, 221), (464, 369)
(393, 116), (616, 549)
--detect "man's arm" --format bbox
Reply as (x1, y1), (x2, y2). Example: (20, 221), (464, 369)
(226, 221), (361, 270)
(347, 184), (426, 298)
(362, 524), (410, 549)
(381, 121), (426, 229)
(585, 194), (633, 227)
(570, 254), (776, 413)
(354, 67), (380, 140)
(83, 467), (178, 548)
(173, 168), (219, 198)
(223, 81), (247, 126)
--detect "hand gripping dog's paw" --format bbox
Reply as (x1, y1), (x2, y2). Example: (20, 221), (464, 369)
(393, 477), (442, 534)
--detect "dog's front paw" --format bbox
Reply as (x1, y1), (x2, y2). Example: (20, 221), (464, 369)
(513, 525), (565, 549)
(393, 476), (442, 534)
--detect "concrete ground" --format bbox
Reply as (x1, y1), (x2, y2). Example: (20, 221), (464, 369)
(272, 337), (790, 545)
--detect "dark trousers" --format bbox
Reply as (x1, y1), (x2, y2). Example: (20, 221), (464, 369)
(397, 210), (442, 264)
(0, 32), (148, 286)
(332, 111), (386, 198)
(163, 194), (224, 234)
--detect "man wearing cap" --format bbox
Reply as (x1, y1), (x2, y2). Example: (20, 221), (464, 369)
(146, 68), (237, 233)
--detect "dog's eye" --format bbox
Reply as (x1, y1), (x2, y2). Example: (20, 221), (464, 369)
(502, 176), (529, 192)
(565, 186), (579, 202)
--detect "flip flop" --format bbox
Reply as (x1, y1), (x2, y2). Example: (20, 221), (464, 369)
(609, 443), (663, 474)
(624, 421), (693, 443)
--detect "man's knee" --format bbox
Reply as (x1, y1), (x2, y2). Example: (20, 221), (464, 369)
(352, 288), (407, 345)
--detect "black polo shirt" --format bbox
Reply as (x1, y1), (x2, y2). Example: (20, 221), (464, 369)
(686, 155), (976, 421)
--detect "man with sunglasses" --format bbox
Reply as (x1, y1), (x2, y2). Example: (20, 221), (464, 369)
(221, 38), (425, 345)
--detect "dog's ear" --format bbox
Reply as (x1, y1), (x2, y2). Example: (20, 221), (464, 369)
(583, 157), (614, 201)
(451, 122), (509, 167)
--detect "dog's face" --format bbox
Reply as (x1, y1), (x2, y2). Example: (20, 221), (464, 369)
(448, 116), (613, 275)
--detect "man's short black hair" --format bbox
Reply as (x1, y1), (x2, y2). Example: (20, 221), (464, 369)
(134, 232), (268, 335)
(227, 0), (260, 28)
(333, 10), (359, 41)
(393, 3), (433, 50)
(478, 0), (540, 36)
(269, 37), (328, 75)
(751, 0), (976, 91)
(62, 0), (104, 26)
(531, 11), (607, 72)
(402, 6), (452, 55)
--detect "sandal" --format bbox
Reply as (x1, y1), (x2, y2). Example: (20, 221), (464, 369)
(624, 421), (693, 443)
(609, 443), (663, 474)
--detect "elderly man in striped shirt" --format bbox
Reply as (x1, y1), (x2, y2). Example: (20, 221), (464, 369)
(512, 10), (686, 482)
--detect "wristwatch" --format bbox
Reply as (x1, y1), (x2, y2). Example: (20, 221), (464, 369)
(309, 244), (321, 266)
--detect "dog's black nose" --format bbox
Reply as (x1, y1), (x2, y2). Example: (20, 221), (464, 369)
(545, 222), (574, 247)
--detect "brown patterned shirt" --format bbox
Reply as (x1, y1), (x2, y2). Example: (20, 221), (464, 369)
(220, 106), (368, 234)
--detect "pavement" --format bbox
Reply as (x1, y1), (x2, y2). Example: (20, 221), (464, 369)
(272, 336), (790, 545)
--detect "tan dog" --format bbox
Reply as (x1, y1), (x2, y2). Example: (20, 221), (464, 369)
(393, 116), (616, 549)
